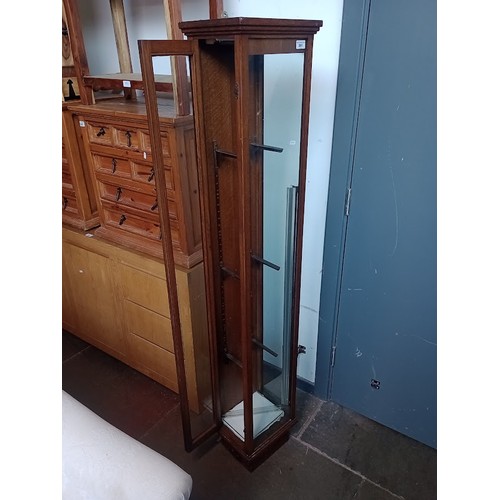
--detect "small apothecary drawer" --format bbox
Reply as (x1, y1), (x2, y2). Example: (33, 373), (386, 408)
(86, 122), (113, 147)
(101, 202), (161, 242)
(98, 182), (160, 214)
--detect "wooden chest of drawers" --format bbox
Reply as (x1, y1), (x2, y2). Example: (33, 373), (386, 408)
(68, 98), (202, 268)
(62, 106), (100, 230)
(62, 226), (210, 412)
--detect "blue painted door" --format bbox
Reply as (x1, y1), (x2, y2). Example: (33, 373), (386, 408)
(329, 0), (436, 447)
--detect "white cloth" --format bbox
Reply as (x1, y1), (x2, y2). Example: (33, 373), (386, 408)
(62, 391), (192, 499)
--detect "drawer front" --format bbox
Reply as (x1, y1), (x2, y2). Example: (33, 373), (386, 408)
(86, 121), (143, 153)
(120, 263), (170, 316)
(98, 180), (179, 221)
(114, 126), (140, 151)
(87, 122), (113, 146)
(92, 155), (171, 191)
(93, 154), (132, 178)
(131, 161), (156, 185)
(101, 202), (161, 241)
(123, 300), (173, 352)
(130, 161), (175, 200)
(99, 183), (159, 214)
(140, 130), (171, 159)
(126, 333), (178, 390)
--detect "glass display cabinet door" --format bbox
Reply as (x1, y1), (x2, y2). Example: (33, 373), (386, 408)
(140, 18), (322, 470)
(139, 39), (219, 452)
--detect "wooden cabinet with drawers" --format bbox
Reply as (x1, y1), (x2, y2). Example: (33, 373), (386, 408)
(62, 226), (210, 411)
(67, 99), (202, 268)
(62, 107), (100, 230)
(62, 0), (99, 230)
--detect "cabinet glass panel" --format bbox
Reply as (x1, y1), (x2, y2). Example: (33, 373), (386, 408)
(141, 46), (217, 449)
(221, 51), (305, 444)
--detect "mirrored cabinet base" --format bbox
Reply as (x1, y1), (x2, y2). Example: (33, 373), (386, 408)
(140, 17), (322, 470)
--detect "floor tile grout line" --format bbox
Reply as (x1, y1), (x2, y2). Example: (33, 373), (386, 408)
(351, 478), (365, 500)
(139, 402), (181, 442)
(296, 399), (324, 440)
(62, 346), (92, 365)
(291, 435), (406, 500)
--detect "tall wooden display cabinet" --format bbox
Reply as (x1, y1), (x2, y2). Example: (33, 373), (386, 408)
(139, 17), (322, 469)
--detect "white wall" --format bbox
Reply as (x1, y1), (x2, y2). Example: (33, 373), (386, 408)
(77, 0), (344, 384)
(223, 1), (344, 383)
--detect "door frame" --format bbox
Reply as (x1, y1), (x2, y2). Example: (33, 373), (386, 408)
(314, 0), (372, 399)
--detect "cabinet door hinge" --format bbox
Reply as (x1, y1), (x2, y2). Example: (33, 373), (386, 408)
(331, 346), (337, 367)
(345, 188), (352, 216)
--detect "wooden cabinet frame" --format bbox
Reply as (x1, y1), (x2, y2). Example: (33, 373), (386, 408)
(139, 17), (322, 469)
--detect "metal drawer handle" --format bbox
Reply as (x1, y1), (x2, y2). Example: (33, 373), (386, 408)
(97, 127), (106, 137)
(115, 187), (122, 201)
(125, 131), (132, 147)
(111, 158), (117, 173)
(63, 197), (68, 210)
(118, 214), (126, 225)
(148, 168), (155, 182)
(150, 199), (158, 211)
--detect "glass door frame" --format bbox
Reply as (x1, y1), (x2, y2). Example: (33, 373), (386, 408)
(139, 38), (221, 452)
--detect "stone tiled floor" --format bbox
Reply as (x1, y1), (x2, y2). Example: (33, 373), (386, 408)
(62, 330), (436, 499)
